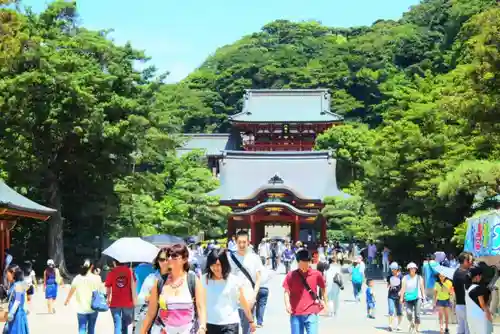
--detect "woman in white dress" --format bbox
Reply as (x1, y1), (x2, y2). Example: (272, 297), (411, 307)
(324, 257), (343, 317)
(466, 266), (493, 334)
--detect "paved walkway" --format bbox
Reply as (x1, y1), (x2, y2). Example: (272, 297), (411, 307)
(26, 266), (453, 333)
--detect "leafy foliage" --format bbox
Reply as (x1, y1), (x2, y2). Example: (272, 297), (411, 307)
(0, 1), (228, 272)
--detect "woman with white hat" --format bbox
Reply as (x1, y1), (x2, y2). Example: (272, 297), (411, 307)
(43, 259), (62, 314)
(400, 262), (425, 333)
(387, 262), (403, 332)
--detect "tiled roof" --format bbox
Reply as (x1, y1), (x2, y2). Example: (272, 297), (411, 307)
(176, 133), (238, 157)
(230, 89), (343, 123)
(0, 181), (56, 215)
(209, 151), (348, 201)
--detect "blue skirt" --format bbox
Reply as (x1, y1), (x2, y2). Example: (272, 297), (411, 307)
(45, 283), (58, 299)
(4, 308), (29, 334)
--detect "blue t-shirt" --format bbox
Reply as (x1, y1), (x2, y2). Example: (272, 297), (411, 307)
(422, 261), (438, 289)
(134, 263), (155, 294)
(366, 287), (375, 305)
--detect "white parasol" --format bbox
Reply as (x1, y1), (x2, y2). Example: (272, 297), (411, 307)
(103, 237), (159, 263)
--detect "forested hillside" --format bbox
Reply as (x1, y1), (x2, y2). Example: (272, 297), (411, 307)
(177, 0), (500, 258)
(0, 0), (499, 269)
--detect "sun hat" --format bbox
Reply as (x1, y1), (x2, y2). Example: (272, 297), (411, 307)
(47, 259), (55, 266)
(389, 262), (399, 270)
(407, 262), (418, 270)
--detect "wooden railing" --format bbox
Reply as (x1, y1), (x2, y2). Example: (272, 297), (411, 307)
(243, 141), (314, 151)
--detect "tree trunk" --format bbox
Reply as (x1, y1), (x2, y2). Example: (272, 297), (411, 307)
(46, 172), (69, 277)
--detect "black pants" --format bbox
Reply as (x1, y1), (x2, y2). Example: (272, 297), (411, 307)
(207, 323), (239, 334)
(284, 261), (291, 274)
(271, 256), (277, 270)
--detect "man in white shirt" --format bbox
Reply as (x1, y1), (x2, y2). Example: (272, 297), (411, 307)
(228, 230), (262, 334)
(258, 239), (270, 266)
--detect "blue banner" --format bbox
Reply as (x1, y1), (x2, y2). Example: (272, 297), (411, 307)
(464, 210), (500, 257)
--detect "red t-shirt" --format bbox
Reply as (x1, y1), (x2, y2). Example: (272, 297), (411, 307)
(105, 266), (136, 308)
(283, 268), (325, 315)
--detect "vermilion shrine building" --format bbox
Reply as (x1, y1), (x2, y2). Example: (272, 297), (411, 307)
(178, 89), (347, 246)
(0, 181), (56, 272)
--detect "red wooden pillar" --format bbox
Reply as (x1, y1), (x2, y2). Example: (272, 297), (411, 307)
(5, 223), (10, 249)
(294, 215), (300, 243)
(320, 216), (327, 245)
(250, 215), (256, 247)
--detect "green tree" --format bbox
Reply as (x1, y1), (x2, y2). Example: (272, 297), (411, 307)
(0, 1), (170, 270)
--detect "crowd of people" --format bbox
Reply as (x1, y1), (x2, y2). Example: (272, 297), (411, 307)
(0, 237), (497, 334)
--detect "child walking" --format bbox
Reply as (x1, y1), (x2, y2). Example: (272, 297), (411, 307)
(434, 273), (454, 334)
(366, 279), (376, 319)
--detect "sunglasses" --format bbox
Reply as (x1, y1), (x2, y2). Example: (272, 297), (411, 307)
(158, 254), (180, 262)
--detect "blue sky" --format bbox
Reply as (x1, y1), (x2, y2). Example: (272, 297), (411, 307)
(24, 0), (420, 83)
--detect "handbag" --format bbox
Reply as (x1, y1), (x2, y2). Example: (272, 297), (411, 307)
(91, 290), (109, 312)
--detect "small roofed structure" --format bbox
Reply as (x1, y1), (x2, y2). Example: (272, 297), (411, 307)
(0, 180), (56, 271)
(176, 133), (241, 177)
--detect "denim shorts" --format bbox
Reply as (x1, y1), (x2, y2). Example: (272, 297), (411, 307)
(436, 299), (451, 308)
(388, 298), (403, 316)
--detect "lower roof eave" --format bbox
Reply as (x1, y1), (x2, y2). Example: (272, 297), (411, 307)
(231, 202), (318, 217)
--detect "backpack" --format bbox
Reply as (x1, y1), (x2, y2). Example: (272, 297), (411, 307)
(351, 266), (363, 284)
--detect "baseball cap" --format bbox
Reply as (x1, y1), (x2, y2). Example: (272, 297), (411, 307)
(390, 262), (399, 270)
(407, 262), (418, 270)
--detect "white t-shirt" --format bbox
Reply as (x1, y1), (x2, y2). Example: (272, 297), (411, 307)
(24, 270), (36, 287)
(259, 267), (271, 288)
(227, 250), (262, 302)
(201, 274), (243, 325)
(258, 243), (269, 257)
(71, 274), (102, 314)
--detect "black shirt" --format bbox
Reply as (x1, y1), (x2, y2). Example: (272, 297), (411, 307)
(387, 274), (402, 300)
(452, 268), (471, 305)
(469, 284), (491, 308)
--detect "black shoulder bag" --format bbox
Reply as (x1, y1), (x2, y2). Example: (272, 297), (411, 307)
(296, 270), (321, 304)
(230, 252), (255, 288)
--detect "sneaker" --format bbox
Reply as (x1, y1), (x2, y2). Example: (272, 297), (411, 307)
(395, 326), (402, 332)
(445, 329), (449, 333)
(408, 324), (414, 333)
(388, 326), (393, 332)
